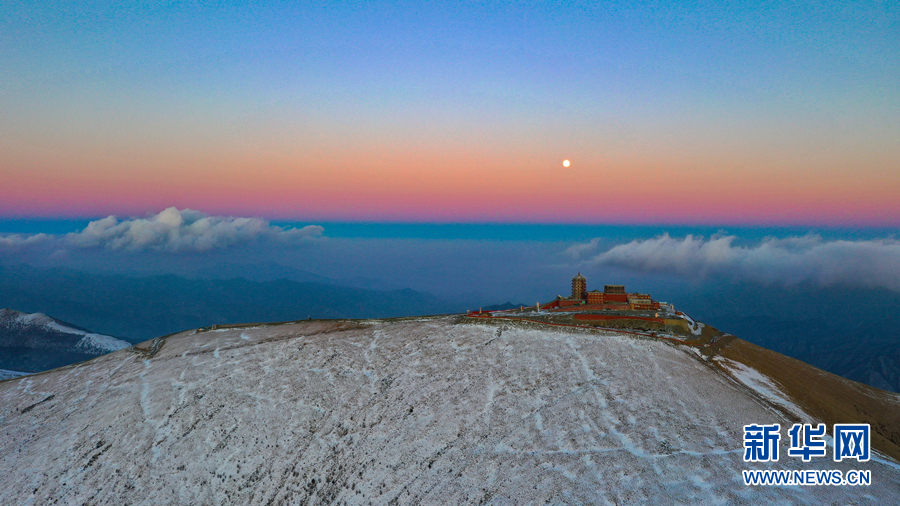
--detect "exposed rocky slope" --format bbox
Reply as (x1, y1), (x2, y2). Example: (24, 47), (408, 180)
(1, 316), (898, 505)
(0, 308), (130, 372)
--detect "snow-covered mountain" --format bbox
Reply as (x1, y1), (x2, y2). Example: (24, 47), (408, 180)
(0, 369), (27, 380)
(1, 316), (898, 504)
(0, 308), (131, 372)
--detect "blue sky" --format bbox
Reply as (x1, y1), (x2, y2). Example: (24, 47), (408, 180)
(2, 1), (897, 224)
(1, 1), (898, 311)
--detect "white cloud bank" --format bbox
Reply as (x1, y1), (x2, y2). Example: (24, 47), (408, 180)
(1, 208), (323, 253)
(0, 233), (53, 249)
(574, 234), (900, 292)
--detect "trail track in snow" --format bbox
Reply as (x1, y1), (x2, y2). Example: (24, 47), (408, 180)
(1, 316), (898, 505)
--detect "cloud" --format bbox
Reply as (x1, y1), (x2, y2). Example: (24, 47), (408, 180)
(0, 233), (53, 249)
(0, 208), (323, 253)
(575, 233), (900, 291)
(563, 238), (604, 259)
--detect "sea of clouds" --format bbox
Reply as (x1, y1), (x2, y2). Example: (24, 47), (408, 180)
(2, 209), (899, 295)
(568, 233), (900, 292)
(0, 207), (323, 253)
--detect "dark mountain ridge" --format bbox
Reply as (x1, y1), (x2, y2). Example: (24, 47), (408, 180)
(668, 282), (900, 393)
(0, 308), (130, 372)
(0, 264), (465, 341)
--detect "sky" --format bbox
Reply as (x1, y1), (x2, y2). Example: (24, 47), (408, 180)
(2, 1), (898, 225)
(1, 1), (899, 314)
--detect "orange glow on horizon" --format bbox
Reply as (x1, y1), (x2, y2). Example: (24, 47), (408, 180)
(2, 141), (898, 226)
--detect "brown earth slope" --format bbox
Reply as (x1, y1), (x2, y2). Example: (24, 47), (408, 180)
(709, 335), (900, 463)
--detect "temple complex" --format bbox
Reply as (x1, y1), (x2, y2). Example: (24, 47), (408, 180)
(543, 273), (671, 312)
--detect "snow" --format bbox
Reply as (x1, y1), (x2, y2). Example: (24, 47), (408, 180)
(12, 310), (131, 353)
(713, 356), (811, 420)
(74, 332), (131, 353)
(0, 369), (29, 381)
(714, 356), (900, 472)
(17, 311), (56, 327)
(0, 317), (897, 505)
(673, 312), (704, 335)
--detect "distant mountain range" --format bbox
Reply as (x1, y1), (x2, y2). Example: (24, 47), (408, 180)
(671, 283), (900, 394)
(0, 308), (130, 373)
(187, 261), (408, 291)
(702, 314), (900, 393)
(0, 264), (467, 342)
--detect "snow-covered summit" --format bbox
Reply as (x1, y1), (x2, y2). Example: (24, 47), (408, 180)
(1, 308), (130, 354)
(0, 309), (131, 373)
(1, 316), (898, 504)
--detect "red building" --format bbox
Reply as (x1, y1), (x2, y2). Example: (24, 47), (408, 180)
(555, 274), (660, 311)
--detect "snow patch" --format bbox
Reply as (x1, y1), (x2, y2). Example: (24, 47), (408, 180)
(715, 357), (810, 419)
(14, 310), (130, 353)
(690, 321), (704, 335)
(675, 312), (704, 335)
(0, 369), (29, 381)
(75, 333), (131, 353)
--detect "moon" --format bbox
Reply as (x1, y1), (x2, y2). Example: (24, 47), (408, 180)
(562, 159), (570, 167)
